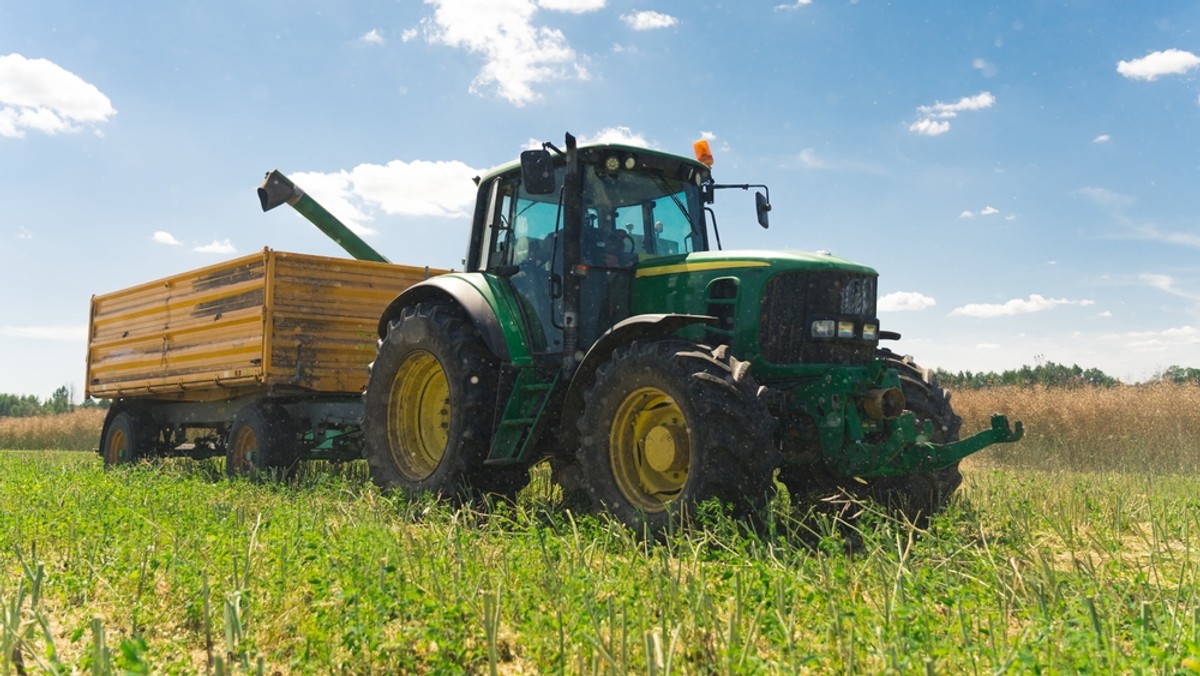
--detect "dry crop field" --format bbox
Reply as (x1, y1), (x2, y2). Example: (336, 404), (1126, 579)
(1, 385), (1198, 672)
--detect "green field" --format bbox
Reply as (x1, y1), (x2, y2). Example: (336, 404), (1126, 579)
(2, 386), (1200, 673)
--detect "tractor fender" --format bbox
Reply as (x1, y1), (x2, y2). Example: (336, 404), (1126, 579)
(559, 313), (716, 446)
(376, 275), (511, 362)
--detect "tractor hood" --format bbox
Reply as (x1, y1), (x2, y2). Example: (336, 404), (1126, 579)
(634, 249), (878, 279)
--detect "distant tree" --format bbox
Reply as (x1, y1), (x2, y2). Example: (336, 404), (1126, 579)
(48, 385), (74, 414)
(1155, 365), (1200, 385)
(936, 361), (1118, 389)
(0, 393), (43, 417)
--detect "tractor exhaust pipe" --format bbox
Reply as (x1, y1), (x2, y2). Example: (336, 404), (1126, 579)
(257, 170), (390, 264)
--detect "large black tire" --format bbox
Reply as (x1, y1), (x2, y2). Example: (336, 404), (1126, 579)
(577, 340), (778, 534)
(864, 349), (964, 521)
(362, 301), (529, 501)
(101, 408), (156, 466)
(226, 403), (297, 479)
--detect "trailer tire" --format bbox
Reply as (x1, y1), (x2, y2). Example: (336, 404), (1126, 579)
(101, 409), (156, 466)
(866, 350), (964, 522)
(363, 301), (528, 501)
(578, 340), (778, 535)
(226, 404), (296, 479)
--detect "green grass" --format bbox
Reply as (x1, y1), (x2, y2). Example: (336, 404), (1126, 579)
(1, 451), (1198, 673)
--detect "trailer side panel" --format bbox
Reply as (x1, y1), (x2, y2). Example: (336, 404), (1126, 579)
(86, 249), (441, 402)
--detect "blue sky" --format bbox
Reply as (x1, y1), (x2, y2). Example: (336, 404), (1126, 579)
(2, 1), (1199, 401)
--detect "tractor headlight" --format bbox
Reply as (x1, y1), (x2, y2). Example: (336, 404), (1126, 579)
(811, 319), (835, 338)
(862, 323), (878, 341)
(837, 321), (856, 338)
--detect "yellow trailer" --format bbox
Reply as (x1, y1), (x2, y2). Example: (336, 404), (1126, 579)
(88, 248), (445, 473)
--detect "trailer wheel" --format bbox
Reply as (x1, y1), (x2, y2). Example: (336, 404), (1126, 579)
(226, 404), (296, 479)
(866, 350), (964, 522)
(578, 340), (778, 534)
(363, 301), (528, 501)
(102, 409), (155, 466)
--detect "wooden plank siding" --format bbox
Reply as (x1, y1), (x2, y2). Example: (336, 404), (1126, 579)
(86, 249), (443, 401)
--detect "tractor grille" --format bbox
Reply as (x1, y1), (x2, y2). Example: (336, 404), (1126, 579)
(759, 271), (877, 365)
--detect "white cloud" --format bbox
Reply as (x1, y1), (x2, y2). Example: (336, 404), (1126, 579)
(360, 29), (386, 45)
(349, 160), (480, 218)
(1117, 49), (1200, 81)
(1102, 326), (1200, 353)
(909, 91), (994, 136)
(538, 0), (606, 12)
(699, 130), (716, 141)
(1099, 310), (1113, 318)
(960, 206), (1001, 218)
(1092, 134), (1111, 143)
(194, 240), (236, 255)
(774, 0), (813, 9)
(918, 91), (996, 118)
(0, 325), (86, 342)
(1077, 186), (1134, 211)
(289, 158), (482, 237)
(951, 294), (1095, 318)
(153, 231), (182, 246)
(579, 126), (651, 146)
(1140, 273), (1200, 300)
(972, 58), (998, 77)
(0, 53), (116, 139)
(421, 0), (589, 106)
(879, 291), (937, 312)
(909, 118), (951, 137)
(799, 148), (829, 169)
(1126, 224), (1200, 249)
(621, 11), (678, 30)
(16, 227), (32, 240)
(401, 28), (419, 42)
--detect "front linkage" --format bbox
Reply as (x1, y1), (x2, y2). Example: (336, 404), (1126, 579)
(780, 360), (1023, 479)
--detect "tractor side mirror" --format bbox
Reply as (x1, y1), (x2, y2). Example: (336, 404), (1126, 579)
(755, 190), (771, 229)
(520, 149), (557, 195)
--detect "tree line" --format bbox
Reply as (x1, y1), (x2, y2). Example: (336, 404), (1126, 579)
(0, 387), (109, 417)
(3, 361), (1199, 414)
(936, 361), (1200, 389)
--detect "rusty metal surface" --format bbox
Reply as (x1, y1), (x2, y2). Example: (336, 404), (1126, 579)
(86, 248), (444, 400)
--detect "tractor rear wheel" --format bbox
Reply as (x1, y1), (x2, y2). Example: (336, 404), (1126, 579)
(363, 301), (528, 501)
(226, 403), (296, 479)
(866, 349), (964, 522)
(577, 340), (778, 534)
(101, 408), (155, 466)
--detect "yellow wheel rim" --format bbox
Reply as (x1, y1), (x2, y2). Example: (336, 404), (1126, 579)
(105, 426), (129, 464)
(387, 350), (451, 481)
(230, 424), (259, 472)
(610, 386), (690, 512)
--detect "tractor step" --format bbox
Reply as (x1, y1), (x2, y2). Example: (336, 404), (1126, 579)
(486, 368), (560, 465)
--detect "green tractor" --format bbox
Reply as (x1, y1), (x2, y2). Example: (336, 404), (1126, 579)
(361, 133), (1022, 531)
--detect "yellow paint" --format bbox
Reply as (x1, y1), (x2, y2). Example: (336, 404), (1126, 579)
(635, 260), (770, 278)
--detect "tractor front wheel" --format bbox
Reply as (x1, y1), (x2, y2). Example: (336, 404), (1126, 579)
(578, 341), (778, 534)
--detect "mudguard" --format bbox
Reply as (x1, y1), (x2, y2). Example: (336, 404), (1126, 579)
(377, 274), (528, 365)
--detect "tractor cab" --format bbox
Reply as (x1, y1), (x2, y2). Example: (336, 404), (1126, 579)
(468, 141), (715, 353)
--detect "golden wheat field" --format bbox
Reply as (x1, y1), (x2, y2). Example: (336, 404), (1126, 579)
(2, 384), (1199, 472)
(953, 383), (1200, 472)
(0, 408), (105, 452)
